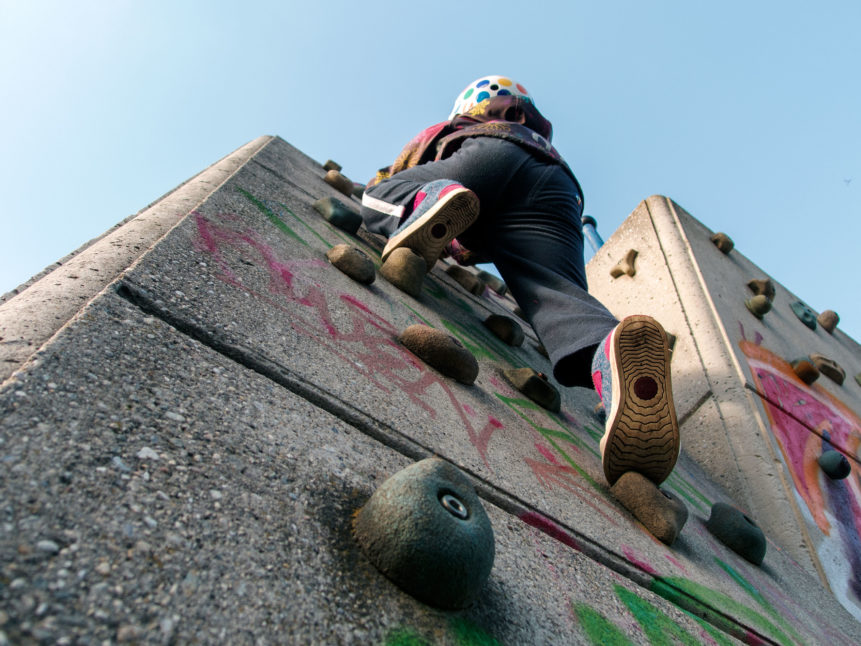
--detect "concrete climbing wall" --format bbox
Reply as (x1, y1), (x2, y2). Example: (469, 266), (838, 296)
(586, 194), (861, 623)
(2, 137), (860, 644)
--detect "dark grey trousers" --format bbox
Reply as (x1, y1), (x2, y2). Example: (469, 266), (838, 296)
(361, 136), (618, 388)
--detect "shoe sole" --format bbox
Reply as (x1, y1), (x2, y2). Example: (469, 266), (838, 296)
(600, 315), (679, 485)
(382, 188), (479, 270)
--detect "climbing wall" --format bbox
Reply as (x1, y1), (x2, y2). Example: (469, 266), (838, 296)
(1, 137), (859, 644)
(586, 194), (861, 623)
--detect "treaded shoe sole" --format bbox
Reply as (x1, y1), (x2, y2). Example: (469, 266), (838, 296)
(382, 188), (479, 270)
(600, 315), (679, 485)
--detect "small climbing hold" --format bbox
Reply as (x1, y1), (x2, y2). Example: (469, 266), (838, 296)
(445, 266), (485, 296)
(745, 295), (772, 319)
(790, 301), (817, 330)
(353, 457), (495, 609)
(502, 367), (561, 412)
(710, 232), (734, 254)
(483, 314), (524, 347)
(322, 159), (342, 172)
(593, 401), (606, 422)
(818, 450), (851, 480)
(535, 343), (549, 359)
(665, 331), (676, 352)
(513, 306), (527, 321)
(706, 502), (766, 565)
(325, 244), (375, 285)
(324, 169), (355, 197)
(746, 279), (775, 302)
(817, 310), (839, 334)
(398, 324), (479, 385)
(609, 249), (638, 278)
(476, 270), (508, 296)
(611, 472), (688, 545)
(791, 358), (820, 385)
(313, 197), (362, 234)
(351, 182), (365, 199)
(380, 248), (426, 297)
(809, 353), (845, 385)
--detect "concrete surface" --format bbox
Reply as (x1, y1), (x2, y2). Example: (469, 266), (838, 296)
(2, 136), (860, 644)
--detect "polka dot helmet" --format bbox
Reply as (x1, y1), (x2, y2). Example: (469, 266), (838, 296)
(448, 75), (532, 119)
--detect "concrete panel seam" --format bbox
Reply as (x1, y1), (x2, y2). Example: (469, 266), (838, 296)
(676, 389), (715, 428)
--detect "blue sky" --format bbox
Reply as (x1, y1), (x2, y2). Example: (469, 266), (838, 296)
(1, 1), (859, 340)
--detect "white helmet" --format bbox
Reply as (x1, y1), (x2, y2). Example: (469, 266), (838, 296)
(448, 75), (532, 119)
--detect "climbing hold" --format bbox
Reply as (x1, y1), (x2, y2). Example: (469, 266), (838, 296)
(790, 301), (817, 330)
(809, 353), (845, 385)
(535, 343), (549, 359)
(502, 367), (561, 412)
(710, 232), (734, 254)
(665, 331), (677, 353)
(611, 472), (688, 545)
(476, 270), (508, 296)
(705, 502), (766, 565)
(353, 457), (494, 609)
(322, 159), (342, 172)
(745, 295), (772, 319)
(791, 358), (820, 385)
(746, 279), (775, 302)
(513, 306), (527, 321)
(398, 324), (479, 385)
(818, 450), (851, 480)
(817, 310), (839, 334)
(313, 197), (362, 234)
(324, 169), (355, 197)
(445, 266), (485, 296)
(593, 401), (606, 422)
(325, 244), (375, 285)
(609, 249), (638, 278)
(352, 182), (365, 199)
(483, 314), (524, 347)
(856, 373), (861, 388)
(380, 248), (426, 297)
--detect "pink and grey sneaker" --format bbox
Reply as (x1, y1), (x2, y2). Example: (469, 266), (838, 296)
(591, 315), (680, 486)
(382, 180), (479, 270)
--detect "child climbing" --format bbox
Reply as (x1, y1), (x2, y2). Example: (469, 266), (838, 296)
(360, 76), (680, 486)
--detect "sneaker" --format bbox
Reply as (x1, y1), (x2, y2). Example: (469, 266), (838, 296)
(591, 315), (680, 485)
(442, 238), (490, 266)
(382, 180), (479, 270)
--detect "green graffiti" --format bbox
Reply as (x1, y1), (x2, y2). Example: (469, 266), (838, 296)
(573, 603), (633, 645)
(442, 320), (497, 361)
(276, 201), (336, 249)
(651, 577), (799, 645)
(384, 628), (432, 646)
(423, 280), (448, 301)
(237, 188), (307, 246)
(581, 421), (603, 443)
(448, 617), (503, 646)
(662, 472), (711, 514)
(402, 302), (434, 327)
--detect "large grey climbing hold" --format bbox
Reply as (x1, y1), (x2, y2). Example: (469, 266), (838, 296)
(745, 295), (772, 319)
(353, 458), (495, 609)
(380, 248), (426, 297)
(326, 244), (375, 285)
(710, 232), (734, 254)
(313, 197), (362, 234)
(445, 265), (485, 296)
(791, 357), (819, 385)
(476, 270), (508, 296)
(399, 324), (479, 385)
(747, 279), (775, 301)
(324, 169), (355, 197)
(706, 502), (766, 565)
(483, 314), (524, 347)
(809, 353), (845, 385)
(322, 159), (342, 172)
(818, 310), (839, 334)
(610, 249), (638, 278)
(611, 472), (688, 545)
(790, 301), (817, 330)
(502, 367), (560, 412)
(818, 450), (851, 480)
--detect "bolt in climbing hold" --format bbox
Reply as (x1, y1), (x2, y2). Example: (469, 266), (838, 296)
(609, 249), (638, 278)
(380, 248), (426, 297)
(745, 295), (772, 319)
(791, 358), (820, 385)
(817, 310), (839, 334)
(483, 314), (524, 347)
(476, 271), (508, 296)
(746, 279), (775, 302)
(322, 159), (342, 172)
(809, 353), (845, 385)
(706, 502), (766, 566)
(353, 458), (495, 609)
(818, 450), (851, 480)
(324, 169), (355, 197)
(398, 324), (479, 385)
(710, 232), (734, 254)
(325, 244), (375, 285)
(445, 266), (485, 296)
(790, 301), (817, 330)
(611, 472), (688, 545)
(502, 367), (561, 412)
(313, 197), (362, 234)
